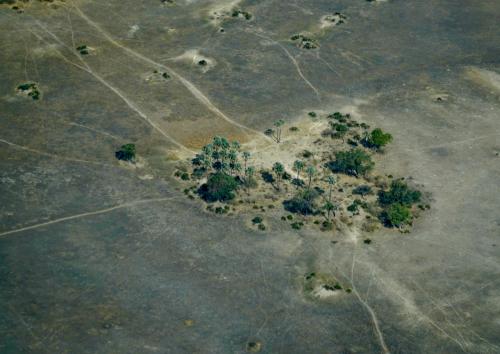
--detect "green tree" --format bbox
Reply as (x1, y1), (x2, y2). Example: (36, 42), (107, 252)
(323, 201), (337, 220)
(242, 151), (251, 172)
(378, 180), (421, 206)
(293, 160), (304, 181)
(272, 162), (285, 189)
(273, 119), (285, 143)
(198, 172), (238, 202)
(364, 128), (392, 150)
(327, 149), (374, 177)
(382, 203), (412, 227)
(115, 143), (136, 161)
(306, 165), (317, 190)
(284, 189), (319, 215)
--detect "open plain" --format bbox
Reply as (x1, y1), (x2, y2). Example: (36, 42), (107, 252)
(1, 0), (499, 353)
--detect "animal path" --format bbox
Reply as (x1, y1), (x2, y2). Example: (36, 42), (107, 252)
(33, 21), (195, 155)
(0, 197), (176, 238)
(350, 252), (391, 354)
(248, 29), (322, 100)
(0, 137), (112, 167)
(70, 3), (271, 143)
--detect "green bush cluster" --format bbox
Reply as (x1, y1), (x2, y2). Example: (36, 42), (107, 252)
(115, 143), (136, 162)
(327, 149), (374, 177)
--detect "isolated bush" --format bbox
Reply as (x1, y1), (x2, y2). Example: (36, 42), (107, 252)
(353, 185), (372, 196)
(327, 149), (374, 177)
(198, 172), (238, 202)
(115, 143), (136, 161)
(378, 180), (421, 206)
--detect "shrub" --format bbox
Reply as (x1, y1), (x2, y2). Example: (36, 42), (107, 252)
(327, 149), (374, 177)
(115, 143), (136, 161)
(363, 128), (392, 150)
(198, 172), (238, 202)
(378, 180), (421, 206)
(381, 203), (412, 227)
(283, 189), (319, 215)
(353, 185), (372, 196)
(252, 216), (263, 224)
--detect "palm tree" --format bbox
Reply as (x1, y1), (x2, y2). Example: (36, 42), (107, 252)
(326, 175), (335, 204)
(293, 160), (304, 184)
(306, 165), (316, 190)
(272, 162), (285, 190)
(273, 119), (285, 143)
(242, 151), (251, 172)
(245, 166), (255, 195)
(323, 201), (337, 220)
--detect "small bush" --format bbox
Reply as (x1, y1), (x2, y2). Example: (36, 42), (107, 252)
(252, 216), (263, 224)
(115, 143), (136, 161)
(353, 185), (372, 196)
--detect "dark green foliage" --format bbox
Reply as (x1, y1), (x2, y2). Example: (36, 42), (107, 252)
(308, 111), (317, 117)
(232, 9), (252, 20)
(353, 185), (372, 196)
(378, 180), (421, 206)
(364, 238), (372, 244)
(290, 34), (318, 49)
(289, 126), (299, 132)
(198, 59), (207, 66)
(198, 172), (238, 202)
(260, 170), (274, 183)
(264, 128), (274, 136)
(363, 128), (393, 150)
(115, 143), (136, 161)
(252, 216), (263, 224)
(17, 82), (40, 100)
(302, 150), (313, 158)
(381, 203), (412, 227)
(327, 149), (374, 177)
(291, 221), (304, 230)
(258, 223), (266, 231)
(76, 45), (89, 55)
(180, 172), (190, 181)
(347, 203), (358, 213)
(283, 189), (319, 215)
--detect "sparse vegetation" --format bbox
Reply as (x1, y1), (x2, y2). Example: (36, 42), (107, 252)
(115, 143), (136, 162)
(178, 110), (427, 233)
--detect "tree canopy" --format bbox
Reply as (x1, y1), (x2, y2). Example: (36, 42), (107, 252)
(327, 149), (374, 176)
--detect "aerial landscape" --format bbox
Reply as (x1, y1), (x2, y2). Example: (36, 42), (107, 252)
(0, 0), (499, 353)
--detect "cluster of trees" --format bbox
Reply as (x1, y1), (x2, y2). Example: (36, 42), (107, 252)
(192, 136), (255, 202)
(184, 114), (422, 231)
(378, 180), (422, 227)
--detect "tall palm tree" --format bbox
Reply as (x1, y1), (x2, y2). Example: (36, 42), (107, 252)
(273, 119), (285, 143)
(272, 162), (285, 190)
(306, 165), (316, 190)
(242, 151), (251, 172)
(293, 160), (304, 183)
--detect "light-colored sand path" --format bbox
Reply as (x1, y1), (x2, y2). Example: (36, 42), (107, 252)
(0, 137), (112, 167)
(71, 3), (272, 143)
(33, 21), (195, 154)
(0, 197), (177, 238)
